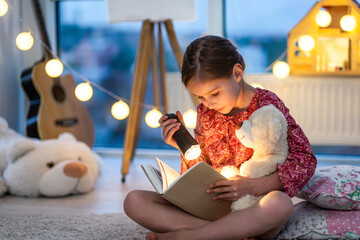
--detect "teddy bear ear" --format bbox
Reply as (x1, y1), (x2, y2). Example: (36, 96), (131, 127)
(267, 110), (287, 144)
(58, 132), (77, 142)
(8, 140), (36, 163)
(267, 117), (282, 143)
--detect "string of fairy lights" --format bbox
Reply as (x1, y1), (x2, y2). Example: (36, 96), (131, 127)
(1, 0), (358, 129)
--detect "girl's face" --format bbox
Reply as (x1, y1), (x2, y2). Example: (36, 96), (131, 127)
(187, 65), (243, 115)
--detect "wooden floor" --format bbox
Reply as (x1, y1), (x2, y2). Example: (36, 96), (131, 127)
(0, 150), (359, 217)
(0, 152), (180, 217)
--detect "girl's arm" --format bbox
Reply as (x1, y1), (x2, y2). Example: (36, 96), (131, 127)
(276, 106), (317, 197)
(207, 172), (283, 201)
(252, 171), (284, 196)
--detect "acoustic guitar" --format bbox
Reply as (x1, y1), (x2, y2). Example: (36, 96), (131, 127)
(20, 0), (95, 147)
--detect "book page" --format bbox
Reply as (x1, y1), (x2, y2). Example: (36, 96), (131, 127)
(162, 161), (231, 221)
(155, 157), (180, 192)
(141, 165), (163, 194)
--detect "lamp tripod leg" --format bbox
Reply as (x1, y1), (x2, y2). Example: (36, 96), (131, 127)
(151, 24), (161, 110)
(121, 20), (153, 182)
(158, 22), (168, 113)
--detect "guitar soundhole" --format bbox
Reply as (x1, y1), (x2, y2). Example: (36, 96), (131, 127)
(52, 85), (66, 103)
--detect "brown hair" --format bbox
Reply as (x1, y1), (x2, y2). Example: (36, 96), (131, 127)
(181, 35), (246, 86)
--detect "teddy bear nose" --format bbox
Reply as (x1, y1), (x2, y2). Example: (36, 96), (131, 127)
(236, 122), (243, 130)
(63, 162), (88, 178)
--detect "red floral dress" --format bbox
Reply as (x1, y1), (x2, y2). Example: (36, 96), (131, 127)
(180, 88), (317, 198)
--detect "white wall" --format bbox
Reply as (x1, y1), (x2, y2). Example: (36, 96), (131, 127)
(0, 0), (56, 132)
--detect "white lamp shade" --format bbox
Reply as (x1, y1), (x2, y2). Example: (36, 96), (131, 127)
(106, 0), (196, 23)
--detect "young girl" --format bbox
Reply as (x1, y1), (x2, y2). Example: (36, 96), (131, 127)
(124, 35), (317, 240)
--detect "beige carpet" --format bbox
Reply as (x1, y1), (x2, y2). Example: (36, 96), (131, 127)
(0, 213), (148, 240)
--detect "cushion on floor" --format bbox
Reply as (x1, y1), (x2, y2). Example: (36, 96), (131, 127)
(277, 201), (360, 239)
(296, 165), (360, 210)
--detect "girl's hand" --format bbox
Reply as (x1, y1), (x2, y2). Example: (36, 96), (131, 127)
(207, 175), (256, 201)
(158, 111), (184, 149)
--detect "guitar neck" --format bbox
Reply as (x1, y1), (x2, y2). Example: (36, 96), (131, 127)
(31, 0), (53, 61)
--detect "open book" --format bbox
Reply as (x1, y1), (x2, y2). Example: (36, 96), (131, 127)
(141, 158), (231, 221)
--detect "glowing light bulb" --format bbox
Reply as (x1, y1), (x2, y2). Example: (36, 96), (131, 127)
(315, 9), (331, 27)
(220, 166), (239, 179)
(145, 109), (162, 128)
(75, 82), (93, 102)
(340, 15), (356, 32)
(0, 0), (8, 17)
(185, 144), (201, 160)
(45, 59), (64, 78)
(298, 35), (315, 52)
(250, 83), (264, 89)
(272, 61), (290, 79)
(183, 109), (197, 129)
(15, 32), (34, 51)
(111, 100), (130, 120)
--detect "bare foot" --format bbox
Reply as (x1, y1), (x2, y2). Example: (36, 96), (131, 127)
(145, 232), (156, 240)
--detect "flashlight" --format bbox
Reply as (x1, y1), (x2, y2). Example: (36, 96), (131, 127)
(166, 113), (201, 160)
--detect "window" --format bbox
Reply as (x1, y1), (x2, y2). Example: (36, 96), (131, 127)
(225, 0), (315, 73)
(57, 0), (207, 148)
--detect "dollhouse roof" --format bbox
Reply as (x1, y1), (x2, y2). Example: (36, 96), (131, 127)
(289, 0), (360, 35)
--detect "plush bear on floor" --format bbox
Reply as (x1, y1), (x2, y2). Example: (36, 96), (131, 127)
(220, 104), (288, 211)
(0, 117), (102, 197)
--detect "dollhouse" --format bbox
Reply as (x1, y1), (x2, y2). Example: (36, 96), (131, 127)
(288, 0), (360, 75)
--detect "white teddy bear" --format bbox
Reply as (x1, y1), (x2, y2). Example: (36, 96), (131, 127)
(221, 104), (288, 211)
(0, 117), (102, 197)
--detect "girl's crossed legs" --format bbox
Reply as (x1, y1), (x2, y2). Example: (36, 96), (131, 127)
(124, 190), (293, 240)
